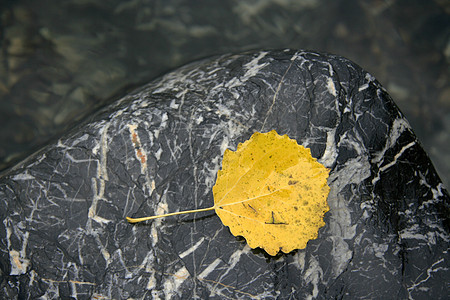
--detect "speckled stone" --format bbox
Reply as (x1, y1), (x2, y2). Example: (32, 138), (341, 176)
(0, 50), (448, 299)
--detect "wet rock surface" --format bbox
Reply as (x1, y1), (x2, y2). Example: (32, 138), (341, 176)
(0, 0), (449, 188)
(0, 50), (448, 299)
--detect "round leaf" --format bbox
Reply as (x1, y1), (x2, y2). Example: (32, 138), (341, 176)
(213, 130), (330, 256)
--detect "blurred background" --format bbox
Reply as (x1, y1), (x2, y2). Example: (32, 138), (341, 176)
(0, 0), (449, 188)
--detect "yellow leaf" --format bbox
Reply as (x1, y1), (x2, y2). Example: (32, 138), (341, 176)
(213, 130), (330, 255)
(127, 130), (330, 256)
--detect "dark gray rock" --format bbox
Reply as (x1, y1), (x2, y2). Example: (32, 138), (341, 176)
(0, 49), (448, 299)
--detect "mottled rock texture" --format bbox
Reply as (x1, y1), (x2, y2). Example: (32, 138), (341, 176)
(1, 50), (448, 299)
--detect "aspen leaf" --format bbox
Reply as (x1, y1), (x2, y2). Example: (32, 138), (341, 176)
(126, 130), (330, 256)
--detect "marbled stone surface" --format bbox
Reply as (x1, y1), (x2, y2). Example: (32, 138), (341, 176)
(0, 50), (448, 299)
(1, 1), (449, 189)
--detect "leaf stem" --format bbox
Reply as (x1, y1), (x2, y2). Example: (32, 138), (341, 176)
(126, 206), (216, 223)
